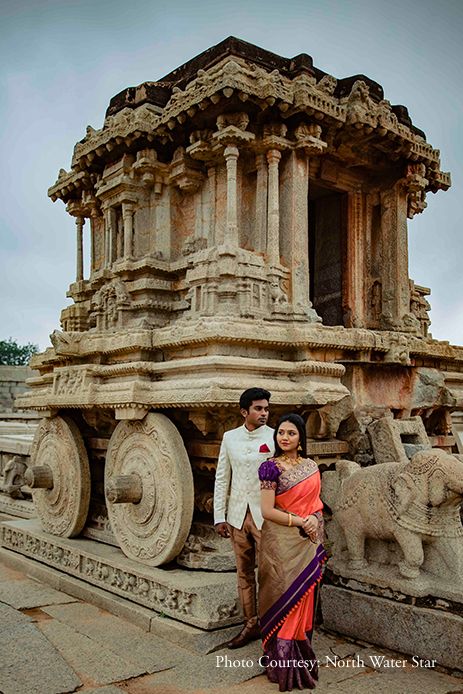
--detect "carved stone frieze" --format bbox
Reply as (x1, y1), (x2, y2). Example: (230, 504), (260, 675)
(1, 519), (241, 629)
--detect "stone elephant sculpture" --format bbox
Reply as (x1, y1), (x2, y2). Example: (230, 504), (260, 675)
(332, 449), (463, 579)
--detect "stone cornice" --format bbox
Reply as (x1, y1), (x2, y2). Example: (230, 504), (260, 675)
(48, 51), (450, 204)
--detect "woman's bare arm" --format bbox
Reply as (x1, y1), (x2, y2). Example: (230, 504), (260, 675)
(260, 488), (304, 526)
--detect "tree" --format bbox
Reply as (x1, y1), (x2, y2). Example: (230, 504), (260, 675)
(0, 338), (39, 366)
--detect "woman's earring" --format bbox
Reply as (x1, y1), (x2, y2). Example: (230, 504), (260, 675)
(298, 444), (302, 452)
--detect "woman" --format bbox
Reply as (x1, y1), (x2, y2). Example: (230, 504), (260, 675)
(258, 413), (326, 692)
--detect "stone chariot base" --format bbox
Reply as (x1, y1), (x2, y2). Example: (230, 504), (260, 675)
(321, 584), (463, 672)
(0, 519), (241, 631)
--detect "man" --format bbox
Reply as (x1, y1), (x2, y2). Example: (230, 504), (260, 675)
(214, 387), (274, 648)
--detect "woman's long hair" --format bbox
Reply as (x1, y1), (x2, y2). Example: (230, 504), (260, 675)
(273, 412), (307, 458)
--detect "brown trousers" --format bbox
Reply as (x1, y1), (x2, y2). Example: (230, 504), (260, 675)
(230, 508), (261, 627)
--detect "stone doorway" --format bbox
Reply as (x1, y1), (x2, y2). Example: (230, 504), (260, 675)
(308, 184), (347, 326)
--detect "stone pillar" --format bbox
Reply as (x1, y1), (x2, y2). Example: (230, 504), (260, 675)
(344, 190), (366, 327)
(266, 149), (282, 265)
(75, 216), (84, 282)
(207, 166), (216, 246)
(255, 154), (267, 252)
(122, 202), (135, 259)
(224, 145), (239, 247)
(289, 151), (309, 311)
(380, 183), (410, 328)
(103, 207), (113, 268)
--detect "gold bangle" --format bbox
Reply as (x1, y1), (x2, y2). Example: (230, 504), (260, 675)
(288, 513), (292, 527)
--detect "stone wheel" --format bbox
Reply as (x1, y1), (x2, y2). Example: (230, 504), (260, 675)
(104, 413), (194, 566)
(28, 415), (90, 537)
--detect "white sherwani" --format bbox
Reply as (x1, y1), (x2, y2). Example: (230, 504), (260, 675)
(213, 424), (275, 530)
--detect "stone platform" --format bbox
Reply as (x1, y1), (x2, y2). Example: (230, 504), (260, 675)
(321, 583), (463, 672)
(0, 518), (240, 630)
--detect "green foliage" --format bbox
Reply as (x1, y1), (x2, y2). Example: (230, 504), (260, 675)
(0, 337), (39, 366)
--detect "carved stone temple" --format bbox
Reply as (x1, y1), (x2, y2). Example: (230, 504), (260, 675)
(2, 37), (463, 662)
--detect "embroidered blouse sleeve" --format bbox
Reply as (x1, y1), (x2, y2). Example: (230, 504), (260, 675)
(258, 459), (280, 490)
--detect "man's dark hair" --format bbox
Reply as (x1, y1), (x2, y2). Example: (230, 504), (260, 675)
(239, 387), (271, 411)
(274, 413), (307, 458)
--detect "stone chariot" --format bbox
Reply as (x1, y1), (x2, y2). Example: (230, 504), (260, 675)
(10, 38), (463, 637)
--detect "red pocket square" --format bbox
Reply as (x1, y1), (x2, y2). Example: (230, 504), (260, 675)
(259, 444), (271, 453)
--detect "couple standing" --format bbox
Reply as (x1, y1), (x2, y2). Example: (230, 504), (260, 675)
(213, 388), (326, 691)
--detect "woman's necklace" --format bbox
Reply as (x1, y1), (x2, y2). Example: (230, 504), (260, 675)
(278, 454), (303, 468)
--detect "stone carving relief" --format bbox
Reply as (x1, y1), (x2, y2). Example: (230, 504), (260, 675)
(409, 280), (431, 337)
(1, 456), (28, 499)
(53, 368), (90, 396)
(91, 278), (130, 331)
(345, 80), (377, 128)
(177, 521), (236, 571)
(383, 333), (411, 365)
(404, 163), (428, 218)
(217, 112), (249, 131)
(104, 413), (194, 566)
(26, 415), (91, 538)
(169, 146), (204, 192)
(269, 278), (289, 311)
(323, 450), (463, 581)
(293, 122), (327, 155)
(317, 74), (337, 95)
(50, 330), (83, 356)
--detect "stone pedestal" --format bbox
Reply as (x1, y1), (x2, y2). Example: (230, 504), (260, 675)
(1, 519), (240, 630)
(321, 583), (463, 671)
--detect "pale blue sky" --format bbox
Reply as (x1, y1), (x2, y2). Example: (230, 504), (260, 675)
(1, 0), (462, 348)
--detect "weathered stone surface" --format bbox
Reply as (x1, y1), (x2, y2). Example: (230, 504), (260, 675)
(367, 415), (430, 465)
(318, 667), (463, 693)
(41, 602), (181, 672)
(321, 585), (463, 671)
(0, 601), (81, 694)
(0, 577), (76, 609)
(131, 639), (264, 691)
(38, 619), (149, 685)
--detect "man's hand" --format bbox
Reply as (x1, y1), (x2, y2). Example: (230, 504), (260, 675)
(215, 522), (231, 538)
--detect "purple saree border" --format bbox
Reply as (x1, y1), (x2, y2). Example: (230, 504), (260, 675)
(261, 543), (327, 640)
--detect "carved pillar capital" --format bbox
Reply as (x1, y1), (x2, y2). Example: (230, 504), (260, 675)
(223, 144), (239, 161)
(266, 148), (282, 166)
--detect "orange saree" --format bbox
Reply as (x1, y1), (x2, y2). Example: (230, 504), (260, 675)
(258, 458), (326, 692)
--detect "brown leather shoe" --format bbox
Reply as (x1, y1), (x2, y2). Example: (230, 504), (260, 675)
(226, 622), (261, 649)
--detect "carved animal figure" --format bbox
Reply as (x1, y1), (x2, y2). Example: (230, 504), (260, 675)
(2, 456), (27, 499)
(333, 449), (463, 578)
